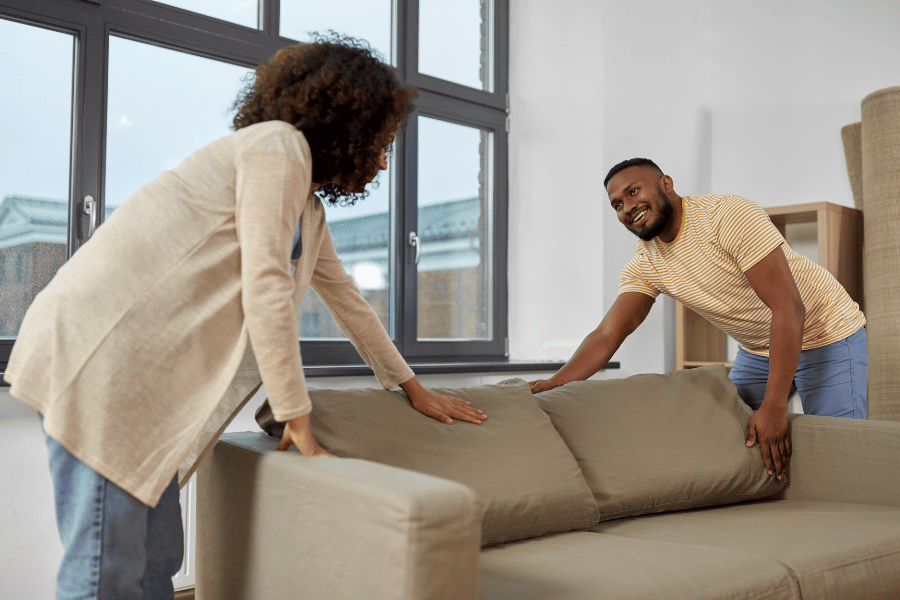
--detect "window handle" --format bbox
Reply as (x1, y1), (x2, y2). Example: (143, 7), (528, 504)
(408, 231), (420, 265)
(83, 195), (98, 240)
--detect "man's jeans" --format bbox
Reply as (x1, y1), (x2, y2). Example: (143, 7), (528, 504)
(43, 427), (184, 600)
(729, 326), (868, 419)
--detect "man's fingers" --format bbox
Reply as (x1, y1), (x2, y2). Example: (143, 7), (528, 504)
(529, 380), (554, 394)
(759, 438), (774, 476)
(769, 442), (783, 479)
(745, 422), (757, 448)
(778, 438), (791, 479)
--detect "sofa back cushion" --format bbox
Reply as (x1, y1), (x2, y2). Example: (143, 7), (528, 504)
(266, 379), (599, 546)
(535, 365), (786, 521)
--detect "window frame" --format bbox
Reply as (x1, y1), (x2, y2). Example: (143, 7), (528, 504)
(0, 0), (509, 371)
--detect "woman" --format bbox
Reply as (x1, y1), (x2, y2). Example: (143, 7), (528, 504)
(5, 35), (485, 599)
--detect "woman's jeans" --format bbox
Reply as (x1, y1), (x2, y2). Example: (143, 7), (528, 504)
(729, 327), (868, 419)
(43, 426), (184, 600)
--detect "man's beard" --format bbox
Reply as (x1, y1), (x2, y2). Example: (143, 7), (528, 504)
(630, 186), (674, 241)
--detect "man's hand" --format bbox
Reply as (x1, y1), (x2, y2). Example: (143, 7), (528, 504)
(745, 403), (791, 480)
(528, 378), (561, 394)
(277, 414), (335, 457)
(400, 377), (487, 425)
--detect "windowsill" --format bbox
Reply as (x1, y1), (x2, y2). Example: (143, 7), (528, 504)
(303, 360), (620, 378)
(0, 361), (621, 384)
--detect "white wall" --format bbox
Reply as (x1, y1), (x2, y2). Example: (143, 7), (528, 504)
(598, 0), (714, 375)
(709, 0), (900, 206)
(506, 0), (607, 364)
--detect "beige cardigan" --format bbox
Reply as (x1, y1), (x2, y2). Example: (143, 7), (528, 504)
(5, 121), (414, 507)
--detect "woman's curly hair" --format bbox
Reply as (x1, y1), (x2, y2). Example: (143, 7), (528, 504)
(231, 33), (416, 206)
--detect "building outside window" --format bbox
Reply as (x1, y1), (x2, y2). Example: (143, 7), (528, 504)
(0, 0), (509, 370)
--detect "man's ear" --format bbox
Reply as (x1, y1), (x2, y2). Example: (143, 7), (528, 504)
(660, 173), (674, 192)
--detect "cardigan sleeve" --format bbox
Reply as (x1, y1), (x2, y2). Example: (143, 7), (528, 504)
(235, 145), (313, 422)
(309, 223), (415, 390)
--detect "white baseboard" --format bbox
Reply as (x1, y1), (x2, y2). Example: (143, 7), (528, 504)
(173, 475), (197, 591)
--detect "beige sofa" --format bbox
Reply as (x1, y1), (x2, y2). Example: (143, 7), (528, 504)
(196, 365), (900, 600)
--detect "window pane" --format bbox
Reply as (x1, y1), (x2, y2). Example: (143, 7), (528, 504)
(105, 37), (250, 210)
(419, 0), (492, 91)
(417, 117), (492, 340)
(280, 0), (392, 64)
(296, 165), (394, 340)
(151, 0), (258, 29)
(0, 19), (73, 339)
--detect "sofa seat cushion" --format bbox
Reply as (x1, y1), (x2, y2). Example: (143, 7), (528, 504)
(535, 364), (785, 521)
(591, 499), (900, 600)
(266, 380), (599, 546)
(480, 531), (800, 600)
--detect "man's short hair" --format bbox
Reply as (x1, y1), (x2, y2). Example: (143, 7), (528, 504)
(604, 158), (662, 189)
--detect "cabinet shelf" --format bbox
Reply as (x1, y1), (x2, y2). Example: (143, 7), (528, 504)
(683, 361), (733, 369)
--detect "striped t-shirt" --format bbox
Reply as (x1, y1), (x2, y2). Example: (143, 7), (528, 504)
(619, 194), (865, 356)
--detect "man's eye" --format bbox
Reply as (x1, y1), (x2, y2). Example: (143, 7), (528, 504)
(630, 188), (638, 195)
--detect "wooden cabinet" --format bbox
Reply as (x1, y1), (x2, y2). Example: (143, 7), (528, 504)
(675, 202), (863, 370)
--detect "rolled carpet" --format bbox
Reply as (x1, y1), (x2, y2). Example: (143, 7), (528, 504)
(861, 86), (900, 422)
(841, 122), (863, 211)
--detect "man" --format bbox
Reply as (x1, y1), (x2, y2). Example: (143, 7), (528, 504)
(530, 158), (867, 481)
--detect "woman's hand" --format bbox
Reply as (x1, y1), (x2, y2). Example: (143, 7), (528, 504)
(400, 377), (487, 425)
(276, 414), (335, 457)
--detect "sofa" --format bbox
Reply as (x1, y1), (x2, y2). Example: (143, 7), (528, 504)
(196, 365), (900, 600)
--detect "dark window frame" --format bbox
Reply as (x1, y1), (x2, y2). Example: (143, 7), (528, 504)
(0, 0), (509, 371)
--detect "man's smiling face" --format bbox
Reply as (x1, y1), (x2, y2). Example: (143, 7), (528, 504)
(607, 165), (675, 241)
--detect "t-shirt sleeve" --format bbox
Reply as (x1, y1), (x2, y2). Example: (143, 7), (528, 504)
(618, 252), (661, 298)
(715, 195), (785, 272)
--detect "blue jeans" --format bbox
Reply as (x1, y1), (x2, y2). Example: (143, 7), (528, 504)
(729, 327), (868, 418)
(44, 427), (184, 600)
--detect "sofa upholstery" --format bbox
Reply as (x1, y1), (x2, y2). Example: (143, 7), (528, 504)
(533, 367), (785, 520)
(264, 381), (601, 546)
(197, 365), (900, 600)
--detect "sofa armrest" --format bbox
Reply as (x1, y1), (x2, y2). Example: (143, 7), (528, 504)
(781, 414), (900, 506)
(196, 432), (480, 600)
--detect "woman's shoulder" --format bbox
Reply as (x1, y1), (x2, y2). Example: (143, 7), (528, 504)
(232, 120), (311, 161)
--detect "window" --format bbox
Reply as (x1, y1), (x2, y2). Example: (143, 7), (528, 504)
(416, 116), (492, 341)
(0, 16), (72, 340)
(0, 0), (508, 369)
(105, 36), (251, 211)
